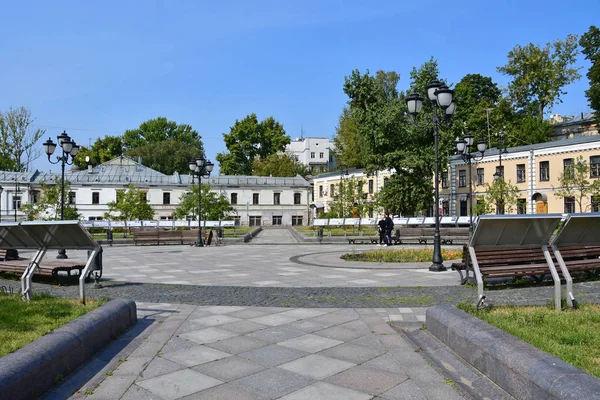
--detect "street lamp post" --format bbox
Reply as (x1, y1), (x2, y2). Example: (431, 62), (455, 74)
(406, 81), (456, 271)
(43, 131), (80, 259)
(456, 133), (488, 235)
(339, 168), (349, 217)
(493, 131), (508, 215)
(14, 178), (20, 222)
(0, 185), (3, 222)
(189, 157), (214, 247)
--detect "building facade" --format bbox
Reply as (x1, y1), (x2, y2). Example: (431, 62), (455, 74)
(442, 135), (600, 216)
(286, 137), (336, 173)
(0, 156), (312, 226)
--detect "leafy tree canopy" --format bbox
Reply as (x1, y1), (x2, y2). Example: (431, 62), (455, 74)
(21, 181), (80, 221)
(74, 135), (124, 168)
(332, 107), (368, 169)
(173, 184), (232, 220)
(327, 176), (374, 218)
(474, 178), (520, 215)
(580, 25), (600, 123)
(104, 184), (154, 221)
(216, 114), (290, 175)
(123, 117), (202, 149)
(0, 106), (45, 171)
(251, 152), (311, 178)
(125, 139), (203, 176)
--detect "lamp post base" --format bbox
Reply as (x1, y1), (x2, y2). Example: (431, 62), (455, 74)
(194, 242), (204, 247)
(429, 262), (447, 272)
(57, 249), (68, 259)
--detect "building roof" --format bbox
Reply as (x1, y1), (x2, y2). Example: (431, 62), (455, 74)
(552, 112), (595, 127)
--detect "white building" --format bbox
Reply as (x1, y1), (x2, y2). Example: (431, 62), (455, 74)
(0, 156), (312, 226)
(286, 137), (336, 173)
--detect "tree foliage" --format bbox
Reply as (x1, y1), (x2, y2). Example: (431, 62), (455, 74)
(553, 156), (600, 213)
(580, 26), (600, 123)
(105, 184), (155, 221)
(216, 114), (290, 175)
(21, 181), (80, 220)
(497, 34), (581, 121)
(173, 184), (232, 220)
(332, 108), (368, 169)
(251, 152), (311, 178)
(474, 178), (520, 215)
(74, 135), (124, 168)
(0, 106), (45, 171)
(126, 139), (203, 176)
(327, 176), (374, 218)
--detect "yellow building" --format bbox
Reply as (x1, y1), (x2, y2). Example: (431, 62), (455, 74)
(442, 135), (600, 216)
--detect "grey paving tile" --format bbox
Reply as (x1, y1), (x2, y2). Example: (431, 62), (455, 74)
(279, 354), (355, 379)
(278, 334), (343, 353)
(120, 384), (164, 400)
(179, 327), (238, 344)
(246, 325), (305, 343)
(314, 325), (363, 341)
(280, 381), (372, 400)
(139, 356), (186, 380)
(161, 345), (231, 367)
(206, 335), (270, 354)
(201, 306), (247, 314)
(351, 334), (386, 353)
(178, 383), (269, 400)
(240, 344), (309, 367)
(162, 335), (201, 354)
(111, 356), (151, 376)
(309, 313), (359, 327)
(379, 380), (427, 400)
(86, 375), (134, 400)
(228, 309), (271, 319)
(339, 319), (374, 336)
(362, 353), (404, 374)
(325, 366), (409, 396)
(138, 369), (222, 400)
(319, 342), (383, 364)
(250, 313), (299, 326)
(231, 367), (315, 398)
(277, 308), (329, 319)
(192, 314), (242, 326)
(218, 320), (269, 335)
(193, 356), (267, 382)
(286, 319), (330, 333)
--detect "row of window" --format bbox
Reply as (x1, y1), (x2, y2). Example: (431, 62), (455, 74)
(318, 179), (376, 197)
(443, 195), (600, 216)
(310, 152), (325, 159)
(230, 192), (302, 205)
(247, 216), (304, 226)
(446, 156), (600, 188)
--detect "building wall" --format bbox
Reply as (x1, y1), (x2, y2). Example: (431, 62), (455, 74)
(286, 137), (336, 172)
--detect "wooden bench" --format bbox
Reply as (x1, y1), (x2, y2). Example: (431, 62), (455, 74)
(440, 227), (470, 245)
(347, 236), (379, 244)
(0, 257), (87, 280)
(394, 228), (424, 244)
(133, 229), (205, 246)
(0, 249), (19, 261)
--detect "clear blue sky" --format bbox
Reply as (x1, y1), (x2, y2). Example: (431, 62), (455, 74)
(1, 0), (598, 175)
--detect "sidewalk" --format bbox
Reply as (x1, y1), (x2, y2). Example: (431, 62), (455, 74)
(50, 302), (465, 400)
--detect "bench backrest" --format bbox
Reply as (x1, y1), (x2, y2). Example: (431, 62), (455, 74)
(398, 228), (422, 235)
(441, 228), (469, 236)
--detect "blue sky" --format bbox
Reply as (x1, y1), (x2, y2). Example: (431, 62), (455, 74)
(1, 0), (598, 175)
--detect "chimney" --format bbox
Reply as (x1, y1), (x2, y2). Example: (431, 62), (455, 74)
(88, 164), (93, 174)
(138, 156), (142, 165)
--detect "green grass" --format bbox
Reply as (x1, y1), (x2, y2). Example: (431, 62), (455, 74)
(342, 249), (463, 262)
(0, 292), (106, 357)
(457, 303), (600, 378)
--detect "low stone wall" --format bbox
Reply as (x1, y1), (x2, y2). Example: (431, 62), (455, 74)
(426, 304), (600, 400)
(243, 226), (263, 242)
(0, 298), (137, 400)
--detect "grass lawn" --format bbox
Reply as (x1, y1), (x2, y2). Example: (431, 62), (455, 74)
(342, 248), (463, 262)
(458, 303), (600, 378)
(0, 292), (106, 358)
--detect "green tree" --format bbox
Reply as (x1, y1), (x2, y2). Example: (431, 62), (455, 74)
(251, 152), (311, 178)
(122, 117), (204, 174)
(332, 108), (368, 169)
(216, 114), (290, 175)
(476, 178), (520, 214)
(328, 176), (374, 218)
(21, 181), (80, 220)
(553, 156), (600, 213)
(497, 34), (581, 121)
(173, 184), (232, 220)
(376, 172), (433, 217)
(580, 26), (600, 123)
(105, 184), (154, 220)
(74, 135), (124, 168)
(0, 106), (45, 171)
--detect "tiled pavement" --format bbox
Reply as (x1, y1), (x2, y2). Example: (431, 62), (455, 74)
(63, 302), (464, 400)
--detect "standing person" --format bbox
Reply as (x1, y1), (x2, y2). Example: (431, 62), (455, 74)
(378, 217), (386, 246)
(385, 213), (394, 246)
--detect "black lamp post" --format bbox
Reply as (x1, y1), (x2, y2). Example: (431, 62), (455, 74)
(43, 131), (80, 259)
(14, 177), (20, 222)
(456, 133), (488, 235)
(406, 80), (456, 272)
(189, 157), (214, 247)
(339, 168), (349, 217)
(0, 184), (3, 222)
(492, 131), (508, 215)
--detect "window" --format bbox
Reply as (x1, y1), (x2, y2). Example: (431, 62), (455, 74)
(591, 196), (600, 212)
(319, 152), (324, 159)
(590, 156), (600, 178)
(13, 196), (21, 210)
(383, 177), (389, 186)
(319, 185), (323, 197)
(140, 192), (147, 202)
(31, 191), (40, 204)
(517, 198), (527, 214)
(329, 154), (334, 162)
(89, 216), (103, 221)
(68, 191), (76, 205)
(459, 199), (468, 216)
(517, 164), (526, 183)
(294, 193), (301, 205)
(368, 179), (374, 194)
(272, 216), (282, 225)
(252, 193), (259, 205)
(495, 165), (504, 179)
(249, 216), (261, 226)
(563, 158), (574, 178)
(564, 197), (575, 214)
(163, 192), (170, 205)
(292, 216), (303, 226)
(458, 170), (466, 187)
(233, 216), (241, 226)
(273, 193), (281, 205)
(330, 184), (335, 197)
(92, 192), (100, 204)
(442, 200), (450, 216)
(231, 193), (237, 205)
(310, 152), (315, 159)
(539, 161), (550, 181)
(441, 172), (448, 188)
(476, 168), (484, 186)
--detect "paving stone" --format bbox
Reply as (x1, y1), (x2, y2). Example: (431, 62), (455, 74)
(351, 334), (387, 353)
(137, 369), (222, 400)
(319, 342), (382, 364)
(218, 320), (269, 335)
(231, 367), (315, 398)
(246, 325), (305, 343)
(280, 381), (372, 400)
(279, 354), (355, 379)
(378, 380), (428, 399)
(240, 344), (309, 367)
(206, 335), (270, 354)
(193, 356), (267, 382)
(309, 313), (359, 327)
(139, 356), (186, 380)
(178, 383), (269, 400)
(362, 353), (404, 374)
(285, 319), (330, 333)
(111, 356), (151, 376)
(250, 313), (299, 326)
(161, 345), (231, 367)
(162, 335), (201, 354)
(192, 314), (242, 326)
(338, 319), (373, 336)
(86, 375), (135, 399)
(314, 325), (363, 341)
(120, 384), (164, 400)
(202, 306), (247, 314)
(277, 308), (329, 319)
(325, 365), (409, 396)
(278, 334), (343, 353)
(228, 309), (271, 319)
(179, 327), (238, 344)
